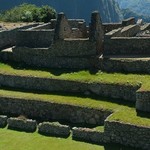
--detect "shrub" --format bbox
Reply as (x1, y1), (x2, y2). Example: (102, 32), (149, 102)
(0, 3), (56, 22)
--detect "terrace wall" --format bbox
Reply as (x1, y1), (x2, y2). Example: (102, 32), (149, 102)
(0, 97), (111, 126)
(16, 30), (54, 48)
(104, 120), (150, 150)
(98, 58), (150, 74)
(0, 74), (140, 101)
(136, 90), (150, 112)
(104, 37), (150, 56)
(0, 23), (39, 50)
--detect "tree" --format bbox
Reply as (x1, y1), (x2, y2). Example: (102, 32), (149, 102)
(0, 3), (57, 22)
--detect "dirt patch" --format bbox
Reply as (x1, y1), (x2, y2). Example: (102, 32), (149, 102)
(0, 22), (33, 30)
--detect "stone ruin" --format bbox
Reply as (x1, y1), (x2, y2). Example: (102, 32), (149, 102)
(0, 11), (150, 70)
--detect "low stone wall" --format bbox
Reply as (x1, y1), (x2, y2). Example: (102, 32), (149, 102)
(136, 90), (150, 112)
(0, 97), (111, 126)
(104, 37), (150, 55)
(119, 25), (140, 37)
(72, 127), (104, 144)
(0, 48), (13, 62)
(0, 115), (7, 128)
(0, 23), (39, 50)
(38, 122), (70, 137)
(14, 39), (97, 57)
(13, 38), (97, 69)
(16, 30), (54, 48)
(0, 74), (140, 101)
(98, 57), (150, 74)
(50, 19), (85, 29)
(122, 17), (135, 26)
(104, 120), (150, 150)
(28, 23), (51, 30)
(7, 117), (37, 132)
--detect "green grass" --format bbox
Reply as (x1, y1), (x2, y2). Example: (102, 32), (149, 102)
(0, 128), (139, 150)
(0, 128), (103, 150)
(0, 88), (150, 127)
(1, 62), (150, 90)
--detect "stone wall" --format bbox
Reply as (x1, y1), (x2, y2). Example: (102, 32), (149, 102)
(7, 117), (37, 132)
(98, 57), (150, 74)
(38, 122), (70, 137)
(104, 120), (150, 150)
(16, 30), (54, 48)
(13, 38), (97, 69)
(104, 37), (150, 56)
(136, 90), (150, 112)
(72, 127), (104, 144)
(0, 97), (111, 126)
(14, 39), (97, 57)
(50, 19), (85, 29)
(28, 23), (51, 30)
(0, 115), (7, 128)
(0, 74), (141, 101)
(103, 23), (122, 33)
(0, 23), (39, 50)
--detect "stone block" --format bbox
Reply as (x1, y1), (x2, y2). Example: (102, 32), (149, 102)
(72, 127), (105, 144)
(0, 115), (8, 128)
(119, 25), (140, 37)
(38, 122), (70, 137)
(54, 12), (72, 40)
(7, 117), (37, 132)
(122, 17), (135, 26)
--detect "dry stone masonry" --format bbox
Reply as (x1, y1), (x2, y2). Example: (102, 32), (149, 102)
(0, 11), (150, 150)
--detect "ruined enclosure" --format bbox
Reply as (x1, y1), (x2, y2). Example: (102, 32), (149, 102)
(0, 11), (150, 150)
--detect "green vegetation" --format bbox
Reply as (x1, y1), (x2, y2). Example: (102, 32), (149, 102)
(0, 62), (150, 90)
(0, 88), (150, 127)
(0, 128), (103, 150)
(0, 3), (56, 22)
(0, 128), (138, 150)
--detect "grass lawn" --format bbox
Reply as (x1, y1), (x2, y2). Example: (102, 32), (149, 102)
(0, 62), (150, 90)
(0, 128), (140, 150)
(0, 128), (103, 150)
(0, 88), (150, 127)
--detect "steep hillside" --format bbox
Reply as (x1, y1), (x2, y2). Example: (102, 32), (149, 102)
(0, 0), (123, 23)
(115, 0), (150, 16)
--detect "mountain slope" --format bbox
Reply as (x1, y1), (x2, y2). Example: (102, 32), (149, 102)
(115, 0), (150, 16)
(0, 0), (123, 23)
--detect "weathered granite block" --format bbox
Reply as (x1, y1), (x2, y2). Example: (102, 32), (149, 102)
(72, 127), (104, 144)
(0, 115), (8, 128)
(7, 117), (37, 132)
(122, 17), (135, 26)
(119, 25), (140, 37)
(38, 122), (70, 137)
(136, 90), (150, 112)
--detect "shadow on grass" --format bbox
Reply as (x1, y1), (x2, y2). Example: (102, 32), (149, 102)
(73, 137), (140, 150)
(2, 61), (99, 76)
(1, 86), (135, 109)
(38, 130), (70, 139)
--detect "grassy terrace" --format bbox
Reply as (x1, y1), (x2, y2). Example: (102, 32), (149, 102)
(0, 88), (150, 127)
(0, 62), (150, 90)
(0, 129), (102, 150)
(0, 128), (138, 150)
